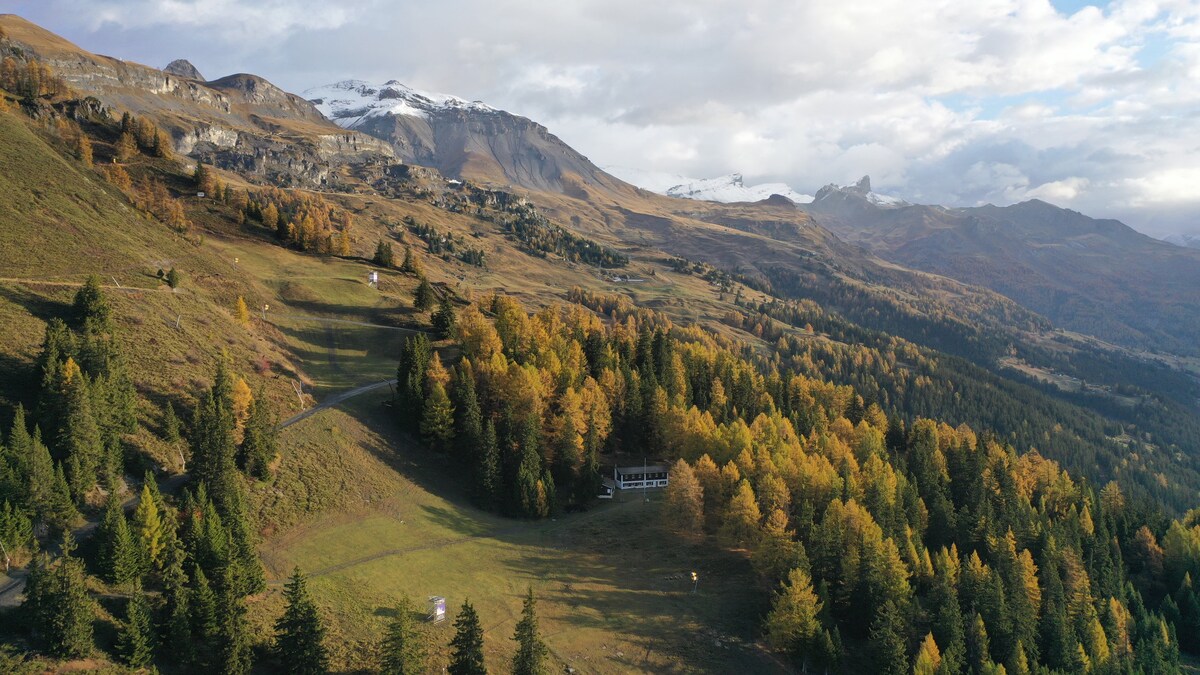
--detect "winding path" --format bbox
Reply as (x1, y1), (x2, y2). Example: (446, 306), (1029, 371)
(277, 378), (396, 430)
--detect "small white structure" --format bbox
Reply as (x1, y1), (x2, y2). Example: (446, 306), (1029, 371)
(428, 596), (446, 623)
(614, 464), (669, 490)
(368, 271), (379, 287)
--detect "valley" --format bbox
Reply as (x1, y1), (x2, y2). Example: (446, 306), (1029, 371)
(0, 11), (1198, 675)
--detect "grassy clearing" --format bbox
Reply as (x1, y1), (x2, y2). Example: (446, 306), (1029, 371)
(250, 396), (783, 674)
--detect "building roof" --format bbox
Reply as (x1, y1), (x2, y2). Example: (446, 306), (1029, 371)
(615, 465), (669, 474)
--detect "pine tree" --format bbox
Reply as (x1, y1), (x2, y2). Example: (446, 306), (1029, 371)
(551, 410), (583, 507)
(913, 632), (941, 675)
(116, 130), (138, 162)
(515, 417), (545, 518)
(24, 535), (93, 658)
(448, 600), (487, 675)
(97, 492), (138, 585)
(421, 380), (455, 452)
(381, 594), (425, 675)
(753, 509), (806, 585)
(374, 240), (395, 267)
(275, 567), (329, 675)
(216, 564), (253, 675)
(765, 566), (824, 665)
(414, 278), (435, 312)
(162, 400), (182, 443)
(165, 267), (180, 289)
(76, 133), (92, 166)
(131, 482), (163, 571)
(117, 586), (154, 668)
(870, 599), (908, 675)
(512, 587), (548, 675)
(718, 480), (762, 549)
(239, 394), (277, 479)
(400, 245), (416, 273)
(453, 366), (483, 468)
(47, 463), (78, 532)
(396, 334), (432, 432)
(59, 357), (103, 498)
(663, 458), (704, 539)
(235, 295), (250, 327)
(189, 566), (220, 671)
(476, 420), (501, 510)
(432, 294), (457, 338)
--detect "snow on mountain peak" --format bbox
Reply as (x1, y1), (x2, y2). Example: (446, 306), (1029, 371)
(304, 79), (497, 128)
(604, 166), (813, 205)
(815, 175), (908, 207)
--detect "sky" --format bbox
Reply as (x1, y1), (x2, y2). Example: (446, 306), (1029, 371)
(11, 0), (1200, 236)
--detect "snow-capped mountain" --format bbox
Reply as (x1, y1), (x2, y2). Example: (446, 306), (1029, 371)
(304, 78), (626, 193)
(813, 175), (908, 207)
(1163, 233), (1200, 249)
(605, 167), (813, 204)
(304, 79), (497, 128)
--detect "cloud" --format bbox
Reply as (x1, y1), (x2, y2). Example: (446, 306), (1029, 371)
(12, 0), (1200, 235)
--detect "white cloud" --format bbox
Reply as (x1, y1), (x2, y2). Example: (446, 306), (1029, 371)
(13, 0), (1200, 234)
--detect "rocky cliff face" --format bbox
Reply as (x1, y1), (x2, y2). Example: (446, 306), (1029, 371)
(0, 14), (394, 189)
(163, 58), (204, 80)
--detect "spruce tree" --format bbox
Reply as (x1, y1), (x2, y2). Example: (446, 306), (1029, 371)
(765, 567), (823, 665)
(414, 278), (435, 312)
(453, 365), (483, 468)
(448, 600), (487, 675)
(239, 394), (277, 480)
(188, 565), (219, 671)
(870, 599), (908, 675)
(216, 564), (253, 675)
(432, 294), (457, 338)
(117, 586), (154, 668)
(476, 420), (501, 510)
(396, 334), (432, 432)
(24, 534), (93, 658)
(59, 358), (103, 499)
(162, 400), (181, 443)
(275, 567), (329, 675)
(97, 492), (137, 585)
(421, 381), (455, 452)
(514, 417), (544, 518)
(400, 245), (416, 274)
(374, 240), (395, 267)
(512, 587), (548, 675)
(381, 594), (425, 675)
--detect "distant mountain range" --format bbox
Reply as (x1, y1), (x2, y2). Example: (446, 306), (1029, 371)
(1165, 233), (1200, 249)
(803, 180), (1200, 355)
(7, 9), (1194, 358)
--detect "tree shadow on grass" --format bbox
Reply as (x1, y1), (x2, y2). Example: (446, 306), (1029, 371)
(0, 283), (73, 324)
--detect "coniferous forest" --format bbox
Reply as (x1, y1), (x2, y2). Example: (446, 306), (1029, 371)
(2, 15), (1200, 674)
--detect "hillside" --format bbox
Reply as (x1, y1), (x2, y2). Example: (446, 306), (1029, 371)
(1, 14), (1200, 675)
(805, 179), (1200, 357)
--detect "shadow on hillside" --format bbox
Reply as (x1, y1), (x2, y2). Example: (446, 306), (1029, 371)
(0, 283), (73, 323)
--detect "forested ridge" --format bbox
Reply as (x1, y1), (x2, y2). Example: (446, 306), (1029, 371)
(2, 38), (1200, 674)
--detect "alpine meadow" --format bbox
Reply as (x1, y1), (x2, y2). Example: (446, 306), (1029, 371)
(1, 5), (1200, 674)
